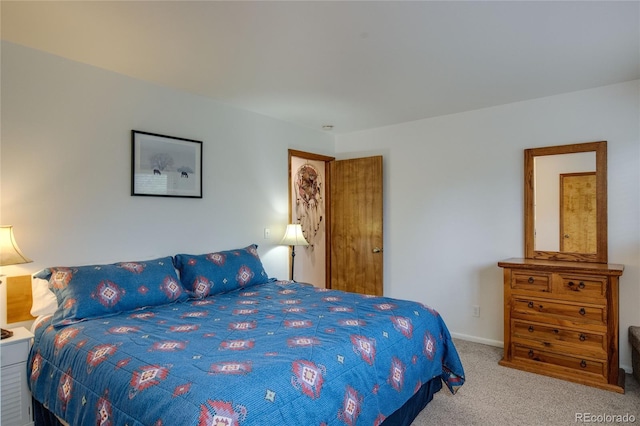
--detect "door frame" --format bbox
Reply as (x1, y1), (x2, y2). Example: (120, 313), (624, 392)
(288, 150), (335, 288)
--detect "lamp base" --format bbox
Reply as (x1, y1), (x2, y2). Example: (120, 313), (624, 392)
(1, 328), (14, 339)
(290, 245), (296, 282)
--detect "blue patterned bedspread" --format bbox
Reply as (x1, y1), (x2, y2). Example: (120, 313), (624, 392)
(28, 281), (465, 425)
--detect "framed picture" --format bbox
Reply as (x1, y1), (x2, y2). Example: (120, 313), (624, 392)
(131, 130), (203, 198)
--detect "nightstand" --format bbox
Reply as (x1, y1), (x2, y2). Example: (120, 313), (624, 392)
(1, 327), (34, 426)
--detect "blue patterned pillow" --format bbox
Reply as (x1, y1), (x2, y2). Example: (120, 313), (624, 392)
(174, 244), (269, 298)
(34, 256), (187, 326)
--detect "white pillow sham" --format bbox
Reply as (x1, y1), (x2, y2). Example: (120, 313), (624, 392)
(31, 276), (58, 317)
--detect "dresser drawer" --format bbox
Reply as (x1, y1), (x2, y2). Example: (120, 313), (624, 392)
(512, 320), (606, 357)
(511, 271), (551, 293)
(513, 344), (606, 381)
(512, 297), (606, 326)
(557, 275), (607, 300)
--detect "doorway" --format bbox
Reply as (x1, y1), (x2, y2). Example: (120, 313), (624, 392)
(560, 172), (597, 253)
(288, 150), (334, 288)
(288, 151), (384, 295)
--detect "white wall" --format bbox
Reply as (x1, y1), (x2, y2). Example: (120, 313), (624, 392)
(0, 42), (333, 327)
(335, 80), (640, 372)
(2, 41), (638, 372)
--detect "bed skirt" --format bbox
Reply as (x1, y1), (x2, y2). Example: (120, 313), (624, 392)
(380, 377), (443, 426)
(33, 397), (63, 426)
(33, 377), (443, 426)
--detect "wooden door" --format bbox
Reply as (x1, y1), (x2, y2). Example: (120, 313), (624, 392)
(560, 172), (597, 253)
(330, 156), (383, 295)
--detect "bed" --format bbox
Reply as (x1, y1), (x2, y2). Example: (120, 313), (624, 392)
(27, 245), (465, 425)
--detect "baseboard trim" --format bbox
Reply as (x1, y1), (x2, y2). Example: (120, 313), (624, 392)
(450, 333), (633, 374)
(450, 332), (503, 348)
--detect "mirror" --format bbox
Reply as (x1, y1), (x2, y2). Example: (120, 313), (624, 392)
(525, 141), (607, 263)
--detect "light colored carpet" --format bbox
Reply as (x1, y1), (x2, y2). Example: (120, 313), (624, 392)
(412, 339), (640, 425)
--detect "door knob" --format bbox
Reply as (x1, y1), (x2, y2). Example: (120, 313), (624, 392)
(372, 247), (383, 253)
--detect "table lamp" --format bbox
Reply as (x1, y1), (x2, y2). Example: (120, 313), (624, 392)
(280, 224), (309, 282)
(0, 226), (33, 339)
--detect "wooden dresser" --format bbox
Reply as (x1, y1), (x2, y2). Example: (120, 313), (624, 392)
(498, 258), (624, 393)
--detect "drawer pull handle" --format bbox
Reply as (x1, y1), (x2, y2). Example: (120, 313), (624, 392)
(568, 281), (586, 290)
(528, 301), (534, 308)
(528, 350), (534, 358)
(580, 360), (587, 368)
(528, 326), (534, 332)
(579, 334), (586, 342)
(579, 308), (586, 316)
(528, 277), (535, 284)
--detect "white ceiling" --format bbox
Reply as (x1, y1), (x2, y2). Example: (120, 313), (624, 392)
(2, 1), (639, 134)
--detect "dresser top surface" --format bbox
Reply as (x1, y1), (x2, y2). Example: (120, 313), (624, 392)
(498, 258), (624, 276)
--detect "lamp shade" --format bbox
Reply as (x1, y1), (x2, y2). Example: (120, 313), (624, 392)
(280, 224), (309, 246)
(0, 226), (32, 266)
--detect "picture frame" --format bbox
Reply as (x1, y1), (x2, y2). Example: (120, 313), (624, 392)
(131, 130), (203, 198)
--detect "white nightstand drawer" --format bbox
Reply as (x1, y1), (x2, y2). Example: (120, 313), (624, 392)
(1, 340), (30, 366)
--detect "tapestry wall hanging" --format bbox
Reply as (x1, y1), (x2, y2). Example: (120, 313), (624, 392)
(294, 163), (324, 247)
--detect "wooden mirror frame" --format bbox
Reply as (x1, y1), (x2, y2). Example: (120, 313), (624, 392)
(525, 141), (607, 263)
